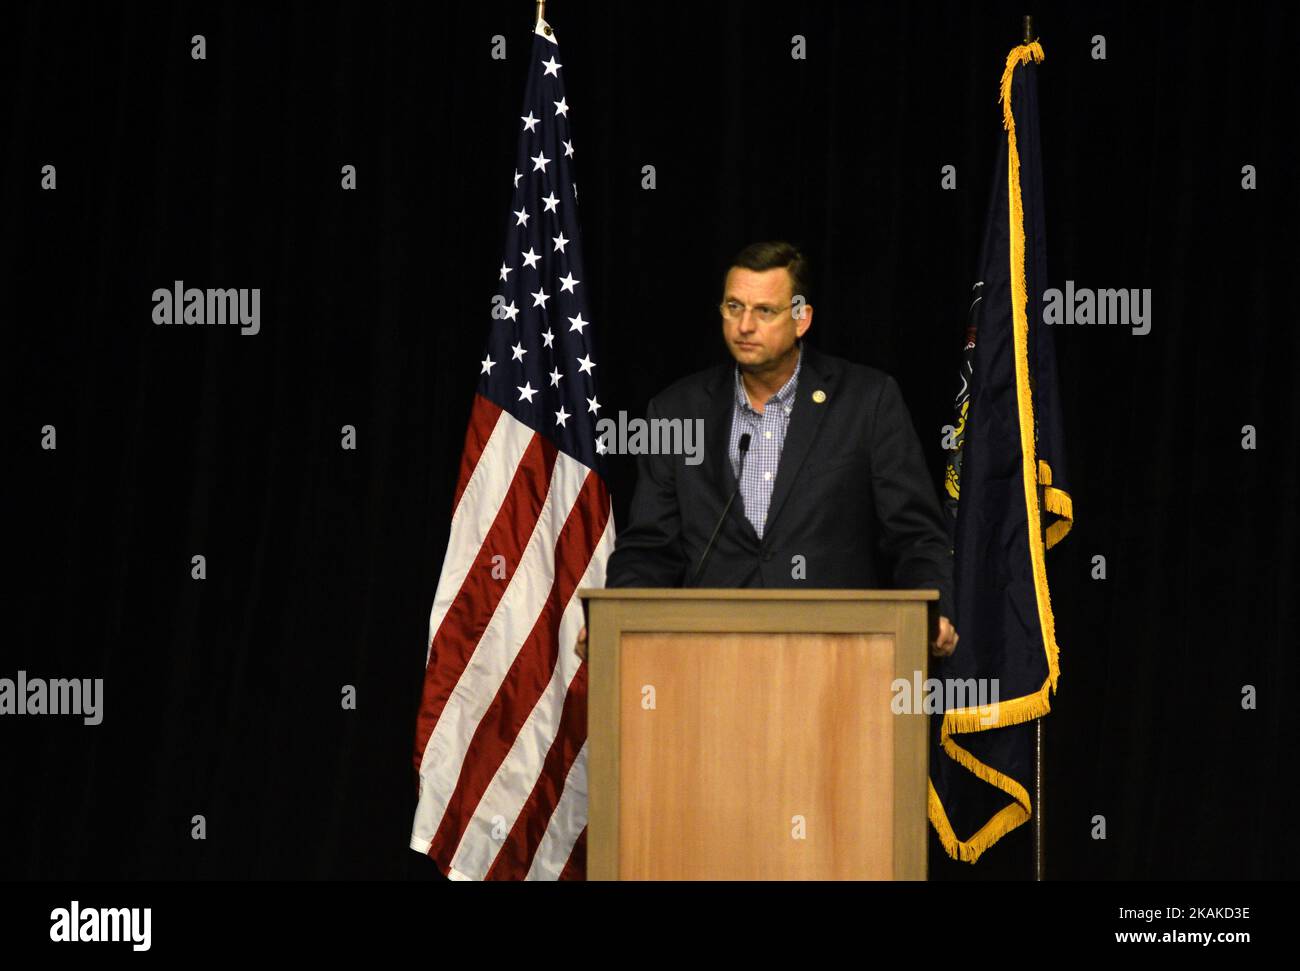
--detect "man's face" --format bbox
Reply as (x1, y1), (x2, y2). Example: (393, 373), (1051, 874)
(720, 267), (812, 373)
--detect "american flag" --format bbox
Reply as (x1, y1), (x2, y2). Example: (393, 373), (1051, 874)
(409, 15), (613, 881)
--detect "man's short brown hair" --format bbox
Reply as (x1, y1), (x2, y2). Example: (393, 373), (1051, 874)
(724, 241), (810, 305)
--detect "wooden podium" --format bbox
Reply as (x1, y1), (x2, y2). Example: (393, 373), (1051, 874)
(578, 588), (936, 881)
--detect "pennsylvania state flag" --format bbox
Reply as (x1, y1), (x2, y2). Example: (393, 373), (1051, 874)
(928, 41), (1074, 863)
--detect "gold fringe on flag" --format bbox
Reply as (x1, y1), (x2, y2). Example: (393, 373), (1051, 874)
(927, 39), (1076, 864)
(1039, 459), (1074, 549)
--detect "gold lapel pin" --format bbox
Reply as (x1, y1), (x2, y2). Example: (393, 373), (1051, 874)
(812, 389), (827, 404)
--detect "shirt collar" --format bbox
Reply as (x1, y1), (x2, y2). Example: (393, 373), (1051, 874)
(734, 340), (803, 414)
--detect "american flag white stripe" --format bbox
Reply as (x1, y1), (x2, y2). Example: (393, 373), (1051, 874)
(411, 430), (591, 845)
(448, 520), (612, 880)
(425, 408), (535, 664)
(525, 739), (591, 880)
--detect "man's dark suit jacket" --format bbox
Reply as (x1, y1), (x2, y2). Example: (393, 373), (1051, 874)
(603, 342), (955, 617)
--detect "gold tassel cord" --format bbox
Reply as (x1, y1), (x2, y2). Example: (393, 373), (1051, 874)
(1039, 459), (1074, 549)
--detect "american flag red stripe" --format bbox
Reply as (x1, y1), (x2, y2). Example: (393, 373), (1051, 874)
(412, 411), (558, 739)
(485, 676), (590, 880)
(412, 407), (611, 880)
(449, 392), (502, 517)
(423, 463), (608, 868)
(410, 15), (613, 878)
(484, 479), (606, 879)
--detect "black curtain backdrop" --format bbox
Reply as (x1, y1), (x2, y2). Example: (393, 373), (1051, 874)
(5, 0), (1296, 881)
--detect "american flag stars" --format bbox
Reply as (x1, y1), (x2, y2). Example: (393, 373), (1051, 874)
(478, 27), (602, 474)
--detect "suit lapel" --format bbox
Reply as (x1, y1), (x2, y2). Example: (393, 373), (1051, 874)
(763, 343), (836, 536)
(704, 364), (735, 493)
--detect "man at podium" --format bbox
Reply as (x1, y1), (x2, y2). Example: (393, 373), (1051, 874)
(583, 240), (958, 659)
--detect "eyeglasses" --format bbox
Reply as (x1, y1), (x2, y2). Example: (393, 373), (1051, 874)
(719, 300), (791, 325)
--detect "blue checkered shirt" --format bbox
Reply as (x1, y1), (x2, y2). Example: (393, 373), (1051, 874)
(729, 343), (803, 539)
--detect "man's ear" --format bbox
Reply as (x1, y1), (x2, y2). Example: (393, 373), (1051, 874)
(795, 303), (813, 338)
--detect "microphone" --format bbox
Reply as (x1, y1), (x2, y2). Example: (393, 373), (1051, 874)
(688, 432), (751, 587)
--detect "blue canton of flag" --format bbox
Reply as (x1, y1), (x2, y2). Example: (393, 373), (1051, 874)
(481, 22), (605, 472)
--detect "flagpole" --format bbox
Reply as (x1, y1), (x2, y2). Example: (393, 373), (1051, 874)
(1020, 10), (1047, 885)
(536, 0), (546, 23)
(1034, 721), (1045, 877)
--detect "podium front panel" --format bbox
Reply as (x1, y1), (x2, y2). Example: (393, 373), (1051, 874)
(583, 590), (933, 881)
